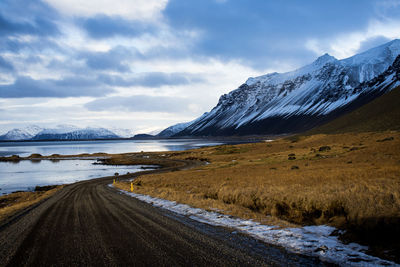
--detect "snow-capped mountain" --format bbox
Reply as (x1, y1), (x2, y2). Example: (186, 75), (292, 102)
(33, 127), (119, 140)
(0, 125), (131, 140)
(109, 127), (134, 138)
(157, 121), (193, 137)
(35, 125), (80, 135)
(175, 39), (400, 136)
(23, 125), (44, 136)
(0, 125), (43, 140)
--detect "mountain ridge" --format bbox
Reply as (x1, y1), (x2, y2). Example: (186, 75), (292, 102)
(0, 125), (134, 140)
(157, 121), (193, 137)
(173, 39), (400, 136)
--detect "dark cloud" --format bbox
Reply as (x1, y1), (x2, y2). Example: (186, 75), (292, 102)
(0, 0), (59, 20)
(0, 76), (114, 98)
(0, 36), (63, 54)
(98, 72), (205, 87)
(164, 0), (377, 68)
(81, 15), (155, 39)
(0, 56), (14, 72)
(0, 0), (61, 60)
(0, 13), (59, 37)
(82, 47), (134, 72)
(85, 95), (189, 113)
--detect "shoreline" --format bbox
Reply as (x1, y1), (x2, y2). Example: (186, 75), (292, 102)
(0, 135), (281, 144)
(1, 131), (399, 263)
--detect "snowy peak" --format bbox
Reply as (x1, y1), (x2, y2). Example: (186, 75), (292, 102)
(0, 125), (44, 140)
(246, 72), (279, 86)
(174, 39), (400, 136)
(0, 129), (33, 141)
(343, 39), (400, 66)
(157, 121), (193, 137)
(23, 125), (44, 136)
(109, 127), (134, 138)
(0, 125), (134, 140)
(341, 39), (400, 82)
(38, 125), (80, 135)
(313, 53), (338, 66)
(33, 126), (120, 140)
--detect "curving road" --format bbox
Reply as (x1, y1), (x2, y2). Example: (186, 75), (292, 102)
(0, 159), (325, 266)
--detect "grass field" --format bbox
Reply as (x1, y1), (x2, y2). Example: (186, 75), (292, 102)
(0, 186), (63, 222)
(1, 130), (398, 261)
(115, 131), (400, 261)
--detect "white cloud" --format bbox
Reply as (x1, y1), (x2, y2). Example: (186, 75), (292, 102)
(0, 55), (268, 133)
(305, 18), (400, 59)
(55, 24), (112, 52)
(43, 0), (168, 21)
(0, 0), (319, 133)
(112, 57), (266, 104)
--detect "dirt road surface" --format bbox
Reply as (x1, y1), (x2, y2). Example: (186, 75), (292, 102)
(0, 159), (325, 266)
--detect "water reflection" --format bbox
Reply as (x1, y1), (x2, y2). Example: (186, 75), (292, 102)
(0, 139), (253, 195)
(0, 159), (157, 195)
(0, 139), (227, 157)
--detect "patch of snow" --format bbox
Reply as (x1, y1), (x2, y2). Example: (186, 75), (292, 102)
(109, 127), (134, 138)
(113, 185), (398, 266)
(0, 125), (44, 140)
(38, 124), (80, 134)
(23, 125), (43, 136)
(157, 121), (194, 137)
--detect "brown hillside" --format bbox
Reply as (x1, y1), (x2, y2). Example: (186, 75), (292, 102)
(308, 86), (400, 134)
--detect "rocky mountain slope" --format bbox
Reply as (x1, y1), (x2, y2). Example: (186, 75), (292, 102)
(175, 39), (400, 136)
(0, 125), (43, 140)
(32, 127), (119, 140)
(157, 121), (192, 137)
(308, 84), (400, 134)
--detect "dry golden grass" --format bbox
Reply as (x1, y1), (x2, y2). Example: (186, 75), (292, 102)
(114, 131), (400, 260)
(115, 131), (400, 232)
(0, 186), (63, 222)
(0, 131), (398, 260)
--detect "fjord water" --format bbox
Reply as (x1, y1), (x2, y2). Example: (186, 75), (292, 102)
(0, 139), (224, 157)
(0, 139), (226, 195)
(0, 160), (157, 195)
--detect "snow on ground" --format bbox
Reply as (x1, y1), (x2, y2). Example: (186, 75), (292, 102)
(111, 185), (398, 266)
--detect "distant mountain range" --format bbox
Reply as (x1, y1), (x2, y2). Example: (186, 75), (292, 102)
(0, 125), (43, 141)
(163, 39), (400, 136)
(3, 40), (399, 140)
(0, 125), (134, 141)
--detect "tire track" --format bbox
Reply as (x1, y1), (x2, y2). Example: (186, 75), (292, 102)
(0, 159), (325, 266)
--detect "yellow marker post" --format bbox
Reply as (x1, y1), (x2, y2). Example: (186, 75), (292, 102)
(130, 182), (133, 192)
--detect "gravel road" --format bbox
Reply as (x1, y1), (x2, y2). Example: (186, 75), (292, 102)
(0, 159), (326, 266)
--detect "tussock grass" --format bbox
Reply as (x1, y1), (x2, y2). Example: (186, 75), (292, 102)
(115, 131), (400, 261)
(0, 186), (63, 222)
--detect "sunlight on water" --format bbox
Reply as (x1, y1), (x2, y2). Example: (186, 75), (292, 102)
(0, 139), (244, 195)
(0, 139), (224, 157)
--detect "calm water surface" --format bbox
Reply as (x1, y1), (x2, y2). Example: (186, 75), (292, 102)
(0, 139), (224, 157)
(0, 139), (232, 195)
(0, 160), (158, 195)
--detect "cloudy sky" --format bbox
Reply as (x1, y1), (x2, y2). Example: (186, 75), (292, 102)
(0, 0), (399, 134)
